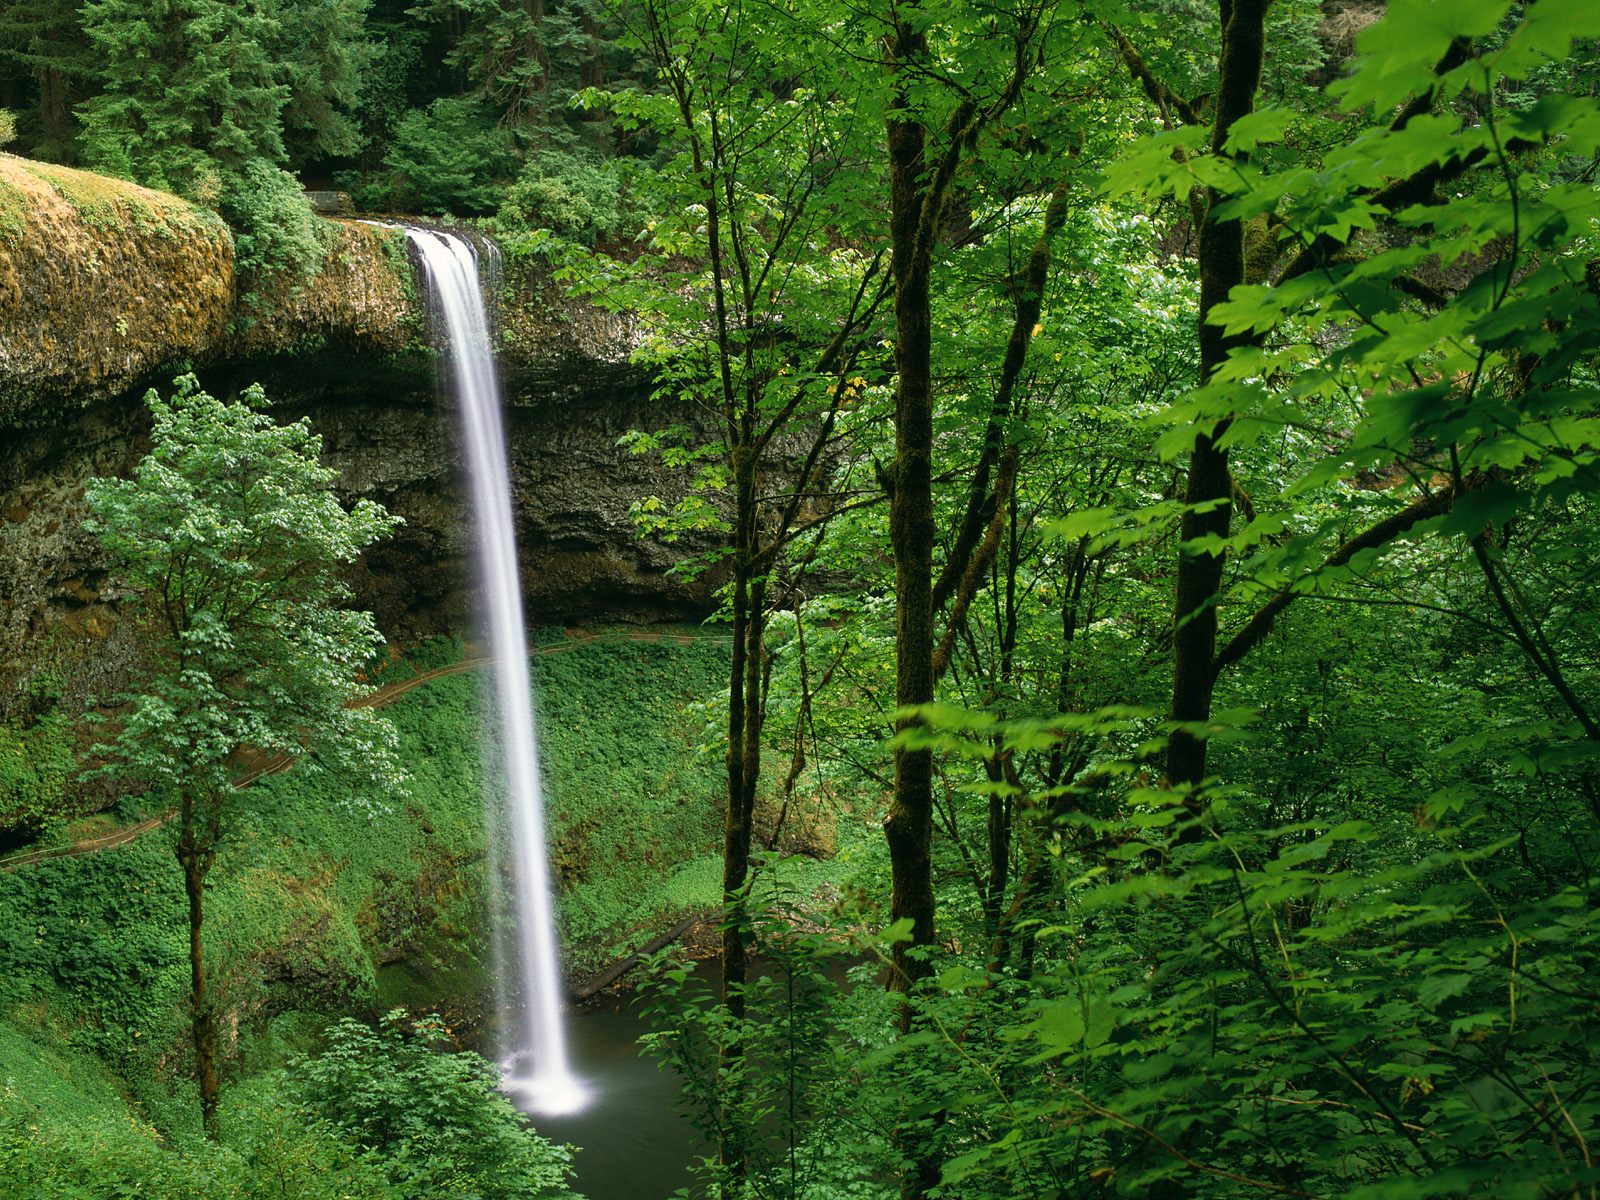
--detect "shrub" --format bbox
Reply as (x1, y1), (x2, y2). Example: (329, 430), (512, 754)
(288, 1010), (580, 1200)
(216, 159), (335, 295)
(494, 150), (626, 245)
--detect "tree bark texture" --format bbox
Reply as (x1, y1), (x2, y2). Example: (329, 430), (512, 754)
(881, 13), (946, 1200)
(37, 66), (71, 159)
(883, 9), (937, 1005)
(718, 444), (764, 1194)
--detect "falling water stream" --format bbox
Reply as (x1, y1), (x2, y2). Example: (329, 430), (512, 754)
(406, 227), (587, 1117)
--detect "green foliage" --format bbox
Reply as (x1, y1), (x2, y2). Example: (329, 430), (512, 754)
(0, 0), (658, 230)
(78, 0), (288, 197)
(218, 159), (336, 292)
(6, 0), (1600, 1196)
(863, 771), (1600, 1198)
(221, 1087), (396, 1200)
(0, 1091), (232, 1200)
(288, 1009), (580, 1199)
(0, 1), (93, 161)
(83, 375), (405, 1133)
(76, 0), (376, 182)
(276, 0), (373, 166)
(529, 631), (730, 960)
(373, 97), (517, 215)
(0, 109), (15, 148)
(224, 643), (497, 1019)
(565, 2), (1600, 1198)
(0, 841), (185, 1064)
(0, 645), (496, 1141)
(641, 906), (894, 1200)
(0, 626), (736, 1167)
(0, 710), (71, 841)
(407, 0), (633, 150)
(72, 0), (365, 295)
(495, 149), (627, 246)
(85, 375), (404, 812)
(344, 19), (426, 163)
(0, 1027), (394, 1199)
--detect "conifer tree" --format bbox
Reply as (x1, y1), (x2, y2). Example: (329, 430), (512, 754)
(278, 0), (374, 166)
(78, 0), (290, 196)
(0, 0), (92, 161)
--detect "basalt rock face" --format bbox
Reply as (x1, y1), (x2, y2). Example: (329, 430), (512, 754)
(0, 159), (713, 715)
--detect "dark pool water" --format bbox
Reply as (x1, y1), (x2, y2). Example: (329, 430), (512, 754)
(527, 988), (702, 1200)
(508, 955), (862, 1198)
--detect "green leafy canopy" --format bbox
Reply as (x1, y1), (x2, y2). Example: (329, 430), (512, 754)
(84, 375), (406, 814)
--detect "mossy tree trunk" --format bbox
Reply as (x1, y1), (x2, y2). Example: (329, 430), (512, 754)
(883, 8), (938, 1009)
(879, 8), (1040, 1193)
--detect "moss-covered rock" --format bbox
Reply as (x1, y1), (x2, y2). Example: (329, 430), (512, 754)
(224, 220), (421, 361)
(0, 155), (233, 425)
(0, 156), (437, 427)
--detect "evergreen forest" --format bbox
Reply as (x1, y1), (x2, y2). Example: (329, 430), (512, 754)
(1, 1), (1598, 1198)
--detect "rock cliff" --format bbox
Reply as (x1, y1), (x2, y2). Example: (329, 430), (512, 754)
(0, 157), (713, 714)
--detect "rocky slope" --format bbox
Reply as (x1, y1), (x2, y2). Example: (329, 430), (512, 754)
(0, 157), (714, 714)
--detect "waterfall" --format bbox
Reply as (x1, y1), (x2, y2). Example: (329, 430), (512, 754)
(405, 227), (587, 1116)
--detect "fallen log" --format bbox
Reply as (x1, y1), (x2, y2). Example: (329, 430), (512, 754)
(574, 912), (709, 1001)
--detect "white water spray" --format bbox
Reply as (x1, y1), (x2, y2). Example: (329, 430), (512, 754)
(406, 227), (587, 1116)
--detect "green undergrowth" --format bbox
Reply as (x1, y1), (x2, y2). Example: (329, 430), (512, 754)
(0, 624), (736, 1158)
(529, 629), (729, 969)
(350, 625), (733, 967)
(0, 710), (73, 845)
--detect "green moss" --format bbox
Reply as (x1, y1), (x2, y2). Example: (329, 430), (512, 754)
(0, 1020), (134, 1127)
(0, 175), (26, 244)
(0, 1018), (219, 1196)
(0, 710), (73, 840)
(377, 222), (420, 307)
(530, 631), (731, 964)
(17, 158), (222, 241)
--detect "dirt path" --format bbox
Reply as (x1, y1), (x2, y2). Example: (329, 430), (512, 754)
(0, 629), (727, 875)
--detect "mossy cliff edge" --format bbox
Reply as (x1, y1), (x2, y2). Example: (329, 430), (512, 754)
(0, 154), (642, 428)
(0, 155), (419, 426)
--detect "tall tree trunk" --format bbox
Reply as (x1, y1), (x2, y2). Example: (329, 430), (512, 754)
(982, 774), (1010, 943)
(37, 65), (71, 161)
(883, 10), (937, 1009)
(1164, 0), (1269, 794)
(718, 444), (763, 1194)
(720, 571), (751, 1195)
(882, 13), (943, 1200)
(883, 11), (940, 1200)
(176, 801), (220, 1140)
(1149, 9), (1270, 1194)
(722, 579), (752, 1015)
